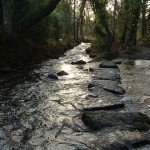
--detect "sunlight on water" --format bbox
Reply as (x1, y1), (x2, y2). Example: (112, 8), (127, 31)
(61, 64), (75, 78)
(135, 60), (142, 66)
(62, 64), (72, 72)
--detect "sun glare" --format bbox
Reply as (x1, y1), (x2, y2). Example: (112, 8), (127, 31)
(61, 64), (75, 78)
(62, 64), (71, 72)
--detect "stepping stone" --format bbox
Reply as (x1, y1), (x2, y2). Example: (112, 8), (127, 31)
(82, 111), (150, 131)
(71, 60), (86, 65)
(83, 103), (125, 111)
(93, 68), (121, 82)
(99, 61), (118, 69)
(92, 129), (150, 150)
(112, 59), (122, 64)
(131, 140), (150, 148)
(48, 74), (58, 80)
(103, 86), (125, 95)
(57, 71), (68, 76)
(88, 83), (96, 89)
(89, 68), (95, 72)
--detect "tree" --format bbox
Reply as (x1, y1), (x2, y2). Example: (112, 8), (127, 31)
(0, 0), (61, 38)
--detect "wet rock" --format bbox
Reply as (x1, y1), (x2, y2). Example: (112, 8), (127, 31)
(103, 143), (128, 150)
(103, 139), (150, 150)
(99, 61), (118, 69)
(83, 103), (125, 111)
(76, 66), (84, 69)
(124, 60), (135, 66)
(96, 129), (150, 150)
(71, 60), (86, 65)
(112, 59), (122, 64)
(103, 86), (125, 95)
(131, 139), (150, 148)
(0, 68), (16, 74)
(89, 68), (95, 72)
(48, 74), (58, 80)
(92, 68), (121, 82)
(88, 83), (96, 89)
(57, 71), (69, 76)
(82, 111), (150, 131)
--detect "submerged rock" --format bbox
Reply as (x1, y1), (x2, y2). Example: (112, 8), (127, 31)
(71, 60), (86, 65)
(83, 103), (125, 111)
(99, 61), (118, 69)
(82, 111), (150, 131)
(48, 74), (58, 80)
(57, 71), (69, 76)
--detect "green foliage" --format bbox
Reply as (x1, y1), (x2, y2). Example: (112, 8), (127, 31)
(30, 14), (61, 42)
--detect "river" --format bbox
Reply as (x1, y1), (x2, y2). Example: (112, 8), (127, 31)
(0, 43), (150, 150)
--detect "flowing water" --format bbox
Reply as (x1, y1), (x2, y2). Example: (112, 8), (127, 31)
(0, 43), (150, 150)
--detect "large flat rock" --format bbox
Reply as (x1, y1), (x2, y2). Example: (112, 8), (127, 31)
(92, 68), (121, 82)
(88, 80), (125, 95)
(99, 61), (118, 69)
(82, 111), (150, 131)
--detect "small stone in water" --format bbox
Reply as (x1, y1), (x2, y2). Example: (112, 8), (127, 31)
(48, 74), (58, 80)
(57, 71), (69, 76)
(71, 60), (86, 65)
(88, 83), (96, 89)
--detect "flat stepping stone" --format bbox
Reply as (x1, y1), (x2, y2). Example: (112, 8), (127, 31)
(104, 139), (150, 150)
(103, 86), (125, 95)
(88, 83), (96, 89)
(71, 60), (86, 65)
(82, 111), (150, 131)
(99, 61), (118, 69)
(83, 103), (125, 111)
(131, 140), (150, 148)
(48, 74), (58, 80)
(57, 71), (69, 76)
(112, 59), (122, 64)
(92, 68), (121, 82)
(88, 81), (125, 94)
(89, 68), (95, 72)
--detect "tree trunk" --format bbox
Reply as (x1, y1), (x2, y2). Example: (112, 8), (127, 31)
(129, 0), (142, 45)
(0, 0), (3, 25)
(93, 0), (112, 51)
(110, 0), (117, 49)
(20, 0), (61, 32)
(76, 0), (86, 39)
(121, 23), (128, 44)
(2, 0), (14, 37)
(73, 0), (76, 41)
(120, 0), (129, 44)
(141, 0), (148, 38)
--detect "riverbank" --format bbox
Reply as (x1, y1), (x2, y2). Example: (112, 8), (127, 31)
(0, 37), (80, 68)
